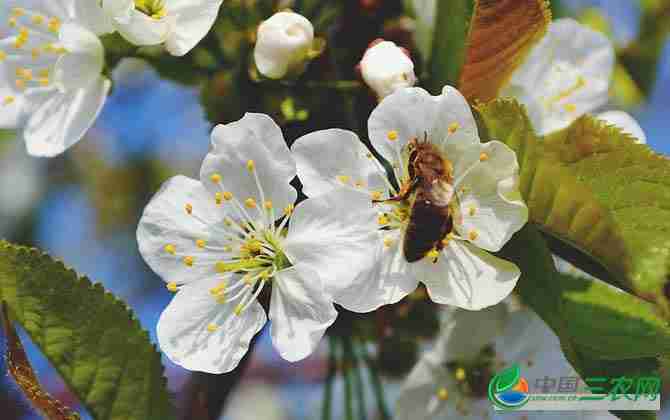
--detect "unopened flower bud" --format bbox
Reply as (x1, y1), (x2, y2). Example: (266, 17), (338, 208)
(359, 40), (416, 99)
(254, 11), (315, 79)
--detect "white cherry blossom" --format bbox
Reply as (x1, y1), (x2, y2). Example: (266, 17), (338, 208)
(137, 113), (378, 373)
(103, 0), (224, 56)
(0, 0), (112, 157)
(395, 303), (615, 419)
(359, 39), (416, 99)
(292, 86), (527, 312)
(253, 11), (314, 79)
(501, 18), (615, 136)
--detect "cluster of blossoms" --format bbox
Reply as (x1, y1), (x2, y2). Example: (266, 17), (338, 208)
(138, 86), (529, 372)
(0, 0), (225, 157)
(0, 3), (649, 416)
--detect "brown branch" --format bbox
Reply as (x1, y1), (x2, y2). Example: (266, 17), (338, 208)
(1, 302), (80, 420)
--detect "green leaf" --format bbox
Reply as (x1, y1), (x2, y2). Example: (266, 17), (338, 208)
(500, 226), (662, 419)
(428, 0), (475, 93)
(542, 115), (670, 313)
(475, 99), (629, 287)
(0, 241), (173, 420)
(494, 364), (520, 393)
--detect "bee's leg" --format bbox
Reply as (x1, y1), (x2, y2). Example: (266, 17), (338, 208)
(373, 177), (420, 204)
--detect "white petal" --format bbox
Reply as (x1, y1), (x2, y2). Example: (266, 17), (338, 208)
(291, 129), (387, 198)
(455, 141), (528, 252)
(253, 11), (314, 79)
(102, 0), (134, 24)
(113, 8), (170, 46)
(164, 0), (223, 56)
(416, 240), (519, 310)
(73, 0), (115, 35)
(23, 77), (110, 157)
(334, 229), (418, 312)
(55, 23), (105, 90)
(136, 175), (230, 285)
(360, 40), (416, 99)
(0, 80), (22, 128)
(430, 304), (508, 362)
(200, 113), (297, 225)
(269, 265), (337, 362)
(597, 110), (646, 144)
(368, 86), (479, 176)
(503, 18), (615, 135)
(282, 188), (380, 300)
(395, 357), (454, 420)
(157, 276), (267, 373)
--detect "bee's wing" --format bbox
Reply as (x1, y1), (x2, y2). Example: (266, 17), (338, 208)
(403, 187), (453, 263)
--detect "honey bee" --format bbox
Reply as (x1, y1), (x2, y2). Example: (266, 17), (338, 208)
(378, 134), (458, 263)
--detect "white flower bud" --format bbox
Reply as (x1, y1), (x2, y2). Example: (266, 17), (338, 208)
(360, 40), (417, 99)
(254, 11), (315, 79)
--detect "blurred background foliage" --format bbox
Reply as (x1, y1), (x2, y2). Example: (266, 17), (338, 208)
(1, 0), (669, 419)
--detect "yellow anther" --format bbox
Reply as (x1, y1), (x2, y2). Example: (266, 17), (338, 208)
(38, 69), (49, 78)
(479, 152), (489, 162)
(244, 197), (257, 208)
(210, 281), (227, 296)
(215, 261), (228, 273)
(377, 214), (390, 226)
(8, 18), (18, 28)
(223, 245), (233, 253)
(222, 191), (233, 201)
(223, 218), (233, 227)
(383, 237), (394, 248)
(264, 200), (273, 210)
(32, 15), (45, 25)
(183, 256), (194, 266)
(448, 122), (460, 134)
(468, 206), (476, 217)
(284, 204), (294, 216)
(11, 8), (25, 16)
(166, 282), (178, 292)
(210, 173), (222, 183)
(31, 48), (41, 59)
(164, 244), (176, 254)
(2, 96), (15, 106)
(371, 191), (383, 201)
(455, 367), (466, 382)
(437, 387), (449, 401)
(243, 274), (254, 285)
(366, 152), (373, 159)
(234, 304), (244, 316)
(354, 180), (365, 188)
(16, 67), (33, 81)
(441, 234), (453, 247)
(207, 323), (218, 332)
(37, 77), (49, 87)
(246, 160), (255, 172)
(564, 103), (577, 113)
(387, 130), (399, 141)
(215, 294), (227, 304)
(215, 192), (223, 205)
(196, 239), (206, 248)
(15, 79), (26, 90)
(426, 248), (440, 260)
(468, 230), (478, 241)
(336, 175), (350, 184)
(185, 203), (193, 214)
(0, 51), (5, 61)
(48, 17), (61, 32)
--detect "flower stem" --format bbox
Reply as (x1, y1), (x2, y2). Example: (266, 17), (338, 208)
(361, 342), (390, 420)
(322, 335), (338, 420)
(342, 337), (354, 420)
(349, 339), (368, 420)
